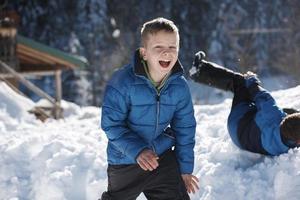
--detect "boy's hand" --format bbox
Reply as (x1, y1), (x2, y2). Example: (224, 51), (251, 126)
(136, 149), (159, 171)
(181, 174), (199, 194)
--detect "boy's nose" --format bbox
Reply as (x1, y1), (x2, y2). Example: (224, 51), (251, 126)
(162, 50), (170, 57)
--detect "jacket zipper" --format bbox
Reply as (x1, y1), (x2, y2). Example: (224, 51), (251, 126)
(135, 73), (180, 153)
(155, 92), (161, 135)
(152, 91), (160, 153)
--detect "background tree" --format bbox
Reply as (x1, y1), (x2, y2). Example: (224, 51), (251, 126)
(5, 0), (300, 105)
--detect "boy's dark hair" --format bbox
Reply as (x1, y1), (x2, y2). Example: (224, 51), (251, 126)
(140, 17), (179, 47)
(280, 113), (300, 141)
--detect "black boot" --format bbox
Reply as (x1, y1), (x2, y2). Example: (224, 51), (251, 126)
(190, 51), (244, 92)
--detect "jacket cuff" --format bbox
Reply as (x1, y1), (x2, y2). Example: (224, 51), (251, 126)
(179, 163), (194, 174)
(126, 144), (150, 161)
(152, 134), (175, 155)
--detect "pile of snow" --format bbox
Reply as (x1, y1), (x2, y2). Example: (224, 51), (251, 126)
(0, 82), (35, 119)
(1, 81), (300, 200)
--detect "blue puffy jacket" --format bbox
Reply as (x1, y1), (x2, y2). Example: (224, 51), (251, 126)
(228, 86), (289, 156)
(101, 49), (196, 174)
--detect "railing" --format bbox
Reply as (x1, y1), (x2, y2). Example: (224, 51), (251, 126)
(0, 59), (62, 119)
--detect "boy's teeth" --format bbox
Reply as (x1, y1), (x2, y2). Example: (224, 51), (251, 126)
(159, 61), (170, 68)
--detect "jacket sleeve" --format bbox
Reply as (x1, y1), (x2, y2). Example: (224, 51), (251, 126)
(171, 83), (196, 174)
(250, 85), (284, 122)
(101, 85), (150, 161)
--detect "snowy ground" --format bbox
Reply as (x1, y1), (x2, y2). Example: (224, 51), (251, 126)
(1, 81), (300, 200)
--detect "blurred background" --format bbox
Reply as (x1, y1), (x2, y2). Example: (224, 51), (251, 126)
(1, 0), (300, 106)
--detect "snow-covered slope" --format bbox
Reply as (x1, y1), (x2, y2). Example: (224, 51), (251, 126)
(1, 81), (300, 200)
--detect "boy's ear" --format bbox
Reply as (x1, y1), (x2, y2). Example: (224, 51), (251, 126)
(140, 48), (147, 60)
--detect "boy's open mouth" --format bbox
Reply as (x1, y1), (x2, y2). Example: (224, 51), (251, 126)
(159, 60), (171, 68)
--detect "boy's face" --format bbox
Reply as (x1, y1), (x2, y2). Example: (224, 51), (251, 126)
(140, 31), (179, 79)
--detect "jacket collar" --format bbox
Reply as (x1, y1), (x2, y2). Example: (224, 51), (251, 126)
(133, 48), (184, 78)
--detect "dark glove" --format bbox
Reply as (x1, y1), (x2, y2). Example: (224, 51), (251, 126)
(282, 108), (300, 115)
(189, 51), (206, 77)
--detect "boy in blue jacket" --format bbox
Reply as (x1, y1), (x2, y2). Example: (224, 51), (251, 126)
(190, 52), (300, 156)
(100, 18), (199, 200)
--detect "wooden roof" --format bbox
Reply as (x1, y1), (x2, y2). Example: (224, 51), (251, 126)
(17, 35), (88, 72)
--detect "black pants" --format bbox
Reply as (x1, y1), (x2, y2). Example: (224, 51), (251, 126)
(100, 149), (190, 200)
(231, 75), (252, 108)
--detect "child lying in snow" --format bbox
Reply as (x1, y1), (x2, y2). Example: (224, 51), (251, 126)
(190, 51), (300, 156)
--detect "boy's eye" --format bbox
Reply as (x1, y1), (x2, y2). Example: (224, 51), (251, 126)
(154, 46), (177, 52)
(153, 46), (164, 53)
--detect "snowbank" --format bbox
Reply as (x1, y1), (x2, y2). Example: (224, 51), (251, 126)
(1, 81), (300, 200)
(0, 82), (34, 119)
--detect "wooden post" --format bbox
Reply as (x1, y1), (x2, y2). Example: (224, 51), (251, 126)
(0, 17), (18, 72)
(54, 69), (62, 119)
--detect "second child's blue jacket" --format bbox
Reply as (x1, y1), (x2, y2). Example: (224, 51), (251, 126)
(101, 49), (196, 174)
(227, 86), (291, 156)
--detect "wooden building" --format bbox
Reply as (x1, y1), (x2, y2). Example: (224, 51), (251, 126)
(0, 14), (88, 120)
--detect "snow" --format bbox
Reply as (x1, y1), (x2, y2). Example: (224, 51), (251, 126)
(0, 82), (34, 120)
(1, 81), (300, 200)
